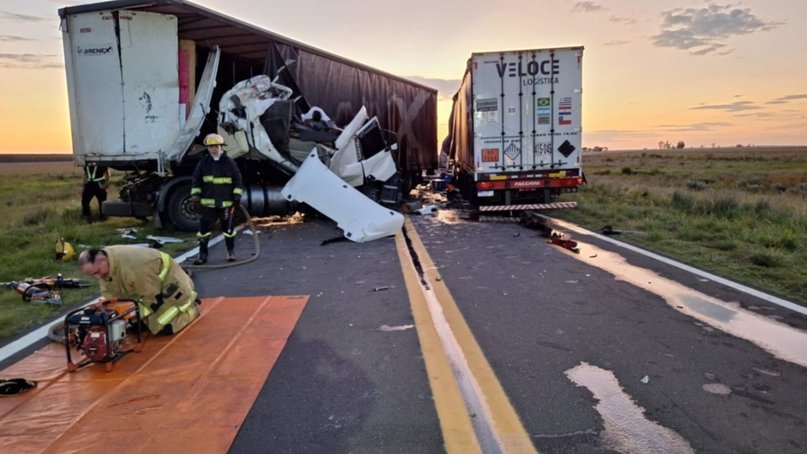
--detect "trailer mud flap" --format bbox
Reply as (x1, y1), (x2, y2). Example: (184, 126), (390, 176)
(281, 150), (403, 242)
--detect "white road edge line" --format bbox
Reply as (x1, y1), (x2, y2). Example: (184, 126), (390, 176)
(544, 215), (807, 316)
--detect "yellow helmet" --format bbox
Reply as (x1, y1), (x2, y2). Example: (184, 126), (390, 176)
(203, 133), (226, 146)
(55, 238), (75, 262)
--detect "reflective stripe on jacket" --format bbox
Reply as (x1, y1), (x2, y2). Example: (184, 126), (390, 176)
(190, 154), (243, 208)
(85, 165), (107, 184)
(99, 245), (198, 335)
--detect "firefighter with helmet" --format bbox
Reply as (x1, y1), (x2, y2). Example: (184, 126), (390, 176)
(78, 246), (200, 335)
(190, 133), (244, 264)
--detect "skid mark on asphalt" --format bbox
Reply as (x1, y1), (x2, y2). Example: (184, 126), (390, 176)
(559, 240), (807, 368)
(565, 362), (694, 454)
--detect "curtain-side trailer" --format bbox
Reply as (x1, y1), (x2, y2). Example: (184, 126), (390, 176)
(446, 47), (584, 211)
(59, 0), (438, 230)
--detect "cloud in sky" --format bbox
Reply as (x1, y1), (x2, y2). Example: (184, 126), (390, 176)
(0, 11), (48, 22)
(0, 35), (33, 42)
(691, 101), (760, 112)
(734, 112), (776, 119)
(658, 121), (733, 132)
(610, 15), (636, 25)
(765, 94), (807, 105)
(0, 53), (62, 69)
(572, 2), (604, 13)
(603, 40), (630, 47)
(652, 4), (780, 55)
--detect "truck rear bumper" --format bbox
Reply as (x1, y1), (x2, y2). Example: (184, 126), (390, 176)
(477, 201), (577, 212)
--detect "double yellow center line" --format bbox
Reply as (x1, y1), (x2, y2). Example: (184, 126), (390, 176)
(395, 218), (536, 453)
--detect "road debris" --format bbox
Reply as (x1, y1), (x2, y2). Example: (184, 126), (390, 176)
(377, 324), (414, 332)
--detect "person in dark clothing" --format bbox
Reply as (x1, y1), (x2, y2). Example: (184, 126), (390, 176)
(190, 133), (244, 265)
(81, 163), (110, 222)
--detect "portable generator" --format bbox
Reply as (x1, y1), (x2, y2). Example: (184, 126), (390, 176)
(64, 298), (143, 372)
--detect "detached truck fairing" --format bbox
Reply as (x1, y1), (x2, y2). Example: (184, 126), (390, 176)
(59, 0), (437, 231)
(446, 47), (584, 211)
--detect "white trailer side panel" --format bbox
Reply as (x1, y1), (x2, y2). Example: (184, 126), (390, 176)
(119, 11), (179, 156)
(63, 10), (178, 162)
(471, 48), (582, 175)
(63, 11), (123, 162)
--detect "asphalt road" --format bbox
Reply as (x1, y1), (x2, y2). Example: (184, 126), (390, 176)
(190, 213), (807, 453)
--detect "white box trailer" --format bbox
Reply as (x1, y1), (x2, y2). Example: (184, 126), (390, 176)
(446, 47), (584, 211)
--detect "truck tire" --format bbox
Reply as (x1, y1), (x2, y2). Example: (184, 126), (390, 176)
(166, 184), (200, 232)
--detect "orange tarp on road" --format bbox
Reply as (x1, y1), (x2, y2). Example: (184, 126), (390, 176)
(0, 295), (308, 453)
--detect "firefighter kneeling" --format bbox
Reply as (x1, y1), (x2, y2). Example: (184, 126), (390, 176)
(78, 246), (200, 335)
(190, 133), (244, 265)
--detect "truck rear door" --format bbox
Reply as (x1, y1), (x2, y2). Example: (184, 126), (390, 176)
(471, 49), (582, 176)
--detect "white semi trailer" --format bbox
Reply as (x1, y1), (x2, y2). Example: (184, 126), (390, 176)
(445, 47), (584, 211)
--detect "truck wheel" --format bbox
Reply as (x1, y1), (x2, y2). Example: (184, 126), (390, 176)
(166, 184), (200, 232)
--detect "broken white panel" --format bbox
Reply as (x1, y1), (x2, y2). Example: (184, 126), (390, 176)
(168, 47), (221, 161)
(330, 116), (397, 186)
(332, 149), (397, 187)
(330, 108), (384, 185)
(334, 106), (368, 150)
(250, 120), (300, 175)
(281, 151), (403, 243)
(217, 75), (299, 173)
(301, 106), (333, 124)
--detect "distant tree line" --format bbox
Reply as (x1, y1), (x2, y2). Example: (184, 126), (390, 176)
(658, 140), (686, 149)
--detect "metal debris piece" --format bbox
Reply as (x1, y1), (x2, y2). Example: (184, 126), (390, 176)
(548, 232), (580, 253)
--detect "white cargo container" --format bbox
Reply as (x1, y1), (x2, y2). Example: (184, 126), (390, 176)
(446, 47), (584, 211)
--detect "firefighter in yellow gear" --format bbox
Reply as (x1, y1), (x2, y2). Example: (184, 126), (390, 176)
(190, 133), (244, 264)
(78, 245), (200, 335)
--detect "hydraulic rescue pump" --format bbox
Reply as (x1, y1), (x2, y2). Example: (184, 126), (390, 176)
(64, 298), (143, 372)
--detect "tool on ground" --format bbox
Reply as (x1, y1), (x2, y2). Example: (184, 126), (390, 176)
(0, 274), (91, 290)
(2, 274), (90, 306)
(64, 298), (144, 372)
(548, 232), (580, 254)
(0, 378), (37, 397)
(2, 282), (63, 305)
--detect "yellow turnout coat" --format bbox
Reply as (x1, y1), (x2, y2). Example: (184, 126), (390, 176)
(99, 245), (199, 334)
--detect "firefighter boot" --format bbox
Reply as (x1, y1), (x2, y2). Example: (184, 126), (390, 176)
(225, 236), (236, 262)
(193, 238), (209, 265)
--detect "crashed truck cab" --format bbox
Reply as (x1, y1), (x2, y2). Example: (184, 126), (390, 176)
(65, 33), (399, 231)
(59, 3), (436, 232)
(215, 75), (399, 190)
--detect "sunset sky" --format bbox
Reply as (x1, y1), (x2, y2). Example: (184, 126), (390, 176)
(1, 0), (805, 154)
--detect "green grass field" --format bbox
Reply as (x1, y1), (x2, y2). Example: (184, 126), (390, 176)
(0, 161), (196, 340)
(552, 146), (806, 306)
